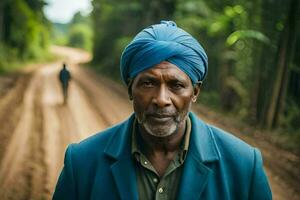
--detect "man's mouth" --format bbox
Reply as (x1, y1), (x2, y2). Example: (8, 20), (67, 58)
(147, 114), (174, 122)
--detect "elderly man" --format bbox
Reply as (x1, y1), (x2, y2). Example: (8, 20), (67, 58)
(53, 21), (272, 200)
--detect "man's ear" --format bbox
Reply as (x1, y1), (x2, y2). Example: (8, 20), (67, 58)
(192, 83), (201, 103)
(127, 82), (133, 100)
(128, 87), (133, 100)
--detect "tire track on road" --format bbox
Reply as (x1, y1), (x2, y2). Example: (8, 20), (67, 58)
(27, 75), (48, 200)
(72, 65), (132, 127)
(0, 71), (39, 199)
(0, 74), (30, 162)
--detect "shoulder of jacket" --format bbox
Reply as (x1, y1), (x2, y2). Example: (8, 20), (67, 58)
(69, 121), (126, 158)
(207, 125), (256, 161)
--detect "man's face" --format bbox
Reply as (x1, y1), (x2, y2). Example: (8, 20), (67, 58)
(130, 61), (200, 138)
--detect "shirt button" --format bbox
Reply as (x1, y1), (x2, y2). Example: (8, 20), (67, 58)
(153, 178), (158, 183)
(158, 187), (164, 193)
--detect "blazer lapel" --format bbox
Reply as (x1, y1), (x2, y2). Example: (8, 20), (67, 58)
(104, 114), (138, 200)
(177, 153), (211, 200)
(177, 112), (221, 200)
(111, 157), (138, 200)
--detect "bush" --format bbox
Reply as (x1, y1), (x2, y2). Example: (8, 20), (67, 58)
(68, 24), (92, 51)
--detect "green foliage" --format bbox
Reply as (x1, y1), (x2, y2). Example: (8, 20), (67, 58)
(285, 107), (300, 131)
(68, 24), (92, 51)
(50, 23), (70, 45)
(207, 5), (247, 36)
(8, 0), (49, 58)
(198, 91), (221, 110)
(91, 0), (177, 77)
(0, 0), (50, 72)
(222, 76), (248, 116)
(0, 44), (16, 72)
(50, 12), (93, 51)
(226, 30), (271, 46)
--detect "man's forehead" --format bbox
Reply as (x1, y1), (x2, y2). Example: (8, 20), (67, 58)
(135, 62), (191, 82)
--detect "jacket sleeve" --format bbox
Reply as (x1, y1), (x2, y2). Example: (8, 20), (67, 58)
(249, 148), (272, 200)
(53, 144), (77, 200)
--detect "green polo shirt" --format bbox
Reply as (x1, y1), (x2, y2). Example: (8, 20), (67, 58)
(131, 117), (191, 200)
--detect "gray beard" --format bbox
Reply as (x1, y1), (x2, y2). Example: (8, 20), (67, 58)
(136, 113), (187, 138)
(142, 120), (177, 137)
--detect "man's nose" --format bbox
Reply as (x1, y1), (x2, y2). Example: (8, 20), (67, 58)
(152, 85), (172, 107)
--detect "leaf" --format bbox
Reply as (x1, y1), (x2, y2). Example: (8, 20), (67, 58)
(226, 30), (271, 46)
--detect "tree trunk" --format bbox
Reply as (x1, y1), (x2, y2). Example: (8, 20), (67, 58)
(251, 0), (282, 127)
(0, 1), (4, 41)
(141, 0), (177, 25)
(266, 0), (299, 128)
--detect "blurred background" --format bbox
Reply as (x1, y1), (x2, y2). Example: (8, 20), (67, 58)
(0, 0), (299, 199)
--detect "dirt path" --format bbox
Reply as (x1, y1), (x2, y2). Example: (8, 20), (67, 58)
(0, 46), (298, 199)
(0, 46), (133, 199)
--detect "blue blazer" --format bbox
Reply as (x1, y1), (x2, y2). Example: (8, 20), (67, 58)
(53, 112), (272, 200)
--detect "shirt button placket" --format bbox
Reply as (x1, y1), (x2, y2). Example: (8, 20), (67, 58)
(156, 181), (166, 200)
(158, 187), (163, 193)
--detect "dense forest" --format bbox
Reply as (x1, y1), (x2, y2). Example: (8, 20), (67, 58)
(91, 0), (300, 151)
(0, 0), (50, 72)
(51, 11), (93, 51)
(0, 0), (92, 72)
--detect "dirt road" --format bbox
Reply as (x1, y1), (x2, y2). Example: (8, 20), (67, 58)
(0, 46), (298, 199)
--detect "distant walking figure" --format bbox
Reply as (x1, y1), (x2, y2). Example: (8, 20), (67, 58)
(59, 63), (71, 104)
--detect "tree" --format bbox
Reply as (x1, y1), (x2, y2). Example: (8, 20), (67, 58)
(68, 24), (92, 51)
(266, 0), (299, 128)
(91, 0), (177, 79)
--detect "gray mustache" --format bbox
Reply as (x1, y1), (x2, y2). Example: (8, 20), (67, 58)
(145, 109), (177, 116)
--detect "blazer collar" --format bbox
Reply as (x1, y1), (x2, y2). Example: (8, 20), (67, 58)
(103, 114), (138, 200)
(176, 112), (220, 200)
(103, 112), (220, 200)
(104, 114), (135, 159)
(103, 112), (220, 162)
(188, 112), (221, 162)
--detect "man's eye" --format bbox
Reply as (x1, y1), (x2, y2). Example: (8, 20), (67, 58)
(142, 81), (154, 87)
(171, 83), (184, 90)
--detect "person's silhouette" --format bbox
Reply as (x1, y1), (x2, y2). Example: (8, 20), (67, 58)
(59, 63), (71, 104)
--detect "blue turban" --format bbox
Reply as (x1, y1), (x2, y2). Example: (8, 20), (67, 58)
(120, 21), (208, 85)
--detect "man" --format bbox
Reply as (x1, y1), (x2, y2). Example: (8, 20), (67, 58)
(59, 63), (71, 104)
(53, 21), (272, 199)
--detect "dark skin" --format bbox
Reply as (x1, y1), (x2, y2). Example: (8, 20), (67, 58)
(129, 61), (200, 177)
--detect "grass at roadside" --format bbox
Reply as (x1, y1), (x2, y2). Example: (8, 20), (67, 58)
(0, 49), (60, 75)
(194, 102), (300, 157)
